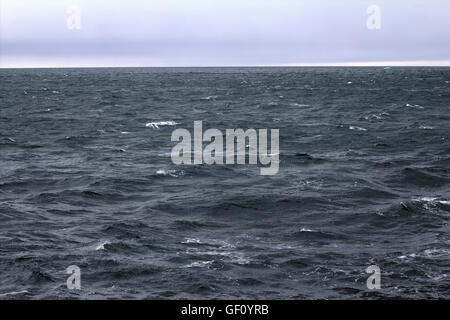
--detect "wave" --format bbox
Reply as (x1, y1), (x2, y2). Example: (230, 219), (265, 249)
(185, 261), (214, 268)
(349, 125), (367, 131)
(95, 240), (111, 251)
(293, 229), (347, 241)
(155, 169), (185, 177)
(145, 121), (179, 129)
(0, 290), (29, 297)
(406, 103), (425, 109)
(201, 95), (218, 100)
(398, 248), (450, 260)
(393, 167), (450, 188)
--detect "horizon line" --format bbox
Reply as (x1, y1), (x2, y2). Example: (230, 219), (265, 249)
(1, 60), (450, 69)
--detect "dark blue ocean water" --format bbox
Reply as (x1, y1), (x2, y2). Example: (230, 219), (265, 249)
(0, 67), (449, 299)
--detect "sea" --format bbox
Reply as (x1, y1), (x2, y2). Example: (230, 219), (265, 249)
(0, 67), (449, 299)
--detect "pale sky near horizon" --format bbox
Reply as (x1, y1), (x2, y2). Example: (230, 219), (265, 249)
(1, 0), (449, 67)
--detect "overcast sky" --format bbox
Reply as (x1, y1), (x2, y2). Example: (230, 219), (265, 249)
(1, 0), (449, 67)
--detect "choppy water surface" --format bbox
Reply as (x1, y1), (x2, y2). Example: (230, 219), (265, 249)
(0, 67), (449, 299)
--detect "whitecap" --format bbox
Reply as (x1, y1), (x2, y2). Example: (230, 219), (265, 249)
(349, 126), (367, 131)
(183, 238), (234, 249)
(300, 228), (315, 232)
(399, 249), (450, 260)
(185, 261), (213, 268)
(95, 240), (111, 251)
(291, 103), (310, 107)
(146, 121), (179, 129)
(201, 95), (218, 100)
(412, 197), (450, 206)
(182, 238), (202, 244)
(406, 103), (424, 109)
(413, 197), (437, 202)
(156, 169), (184, 177)
(419, 125), (434, 130)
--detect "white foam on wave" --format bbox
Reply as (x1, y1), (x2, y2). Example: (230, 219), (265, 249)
(182, 237), (248, 263)
(192, 250), (249, 263)
(413, 197), (437, 202)
(201, 95), (218, 100)
(156, 169), (184, 177)
(0, 290), (28, 297)
(349, 126), (367, 131)
(423, 248), (450, 257)
(182, 238), (234, 248)
(95, 240), (111, 251)
(183, 238), (202, 244)
(231, 255), (250, 265)
(399, 248), (450, 261)
(300, 227), (315, 232)
(406, 103), (424, 109)
(291, 103), (310, 107)
(185, 261), (213, 268)
(412, 197), (449, 205)
(364, 111), (390, 121)
(145, 121), (179, 129)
